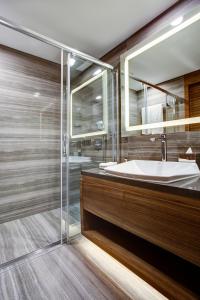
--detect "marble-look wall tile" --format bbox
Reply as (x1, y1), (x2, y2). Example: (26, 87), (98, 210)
(0, 44), (61, 223)
(121, 132), (200, 162)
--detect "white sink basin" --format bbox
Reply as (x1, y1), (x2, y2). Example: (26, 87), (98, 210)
(62, 156), (92, 164)
(105, 160), (200, 183)
(69, 156), (91, 164)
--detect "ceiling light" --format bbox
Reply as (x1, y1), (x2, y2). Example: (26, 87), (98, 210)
(170, 16), (183, 27)
(70, 58), (76, 66)
(96, 95), (102, 100)
(93, 68), (102, 76)
(34, 92), (40, 97)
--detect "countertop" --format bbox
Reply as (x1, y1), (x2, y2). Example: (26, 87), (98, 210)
(81, 168), (200, 199)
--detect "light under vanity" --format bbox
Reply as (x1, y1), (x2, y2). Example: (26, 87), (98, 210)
(81, 4), (200, 300)
(81, 169), (200, 300)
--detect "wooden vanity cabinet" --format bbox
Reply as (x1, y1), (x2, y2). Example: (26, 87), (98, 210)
(81, 174), (200, 300)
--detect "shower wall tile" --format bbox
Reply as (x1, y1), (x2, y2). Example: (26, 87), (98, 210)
(121, 132), (200, 162)
(70, 136), (114, 162)
(0, 44), (61, 223)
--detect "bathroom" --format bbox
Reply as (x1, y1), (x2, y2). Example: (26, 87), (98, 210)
(0, 0), (199, 299)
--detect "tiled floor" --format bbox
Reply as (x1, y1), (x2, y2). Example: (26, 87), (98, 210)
(0, 237), (166, 300)
(0, 203), (80, 265)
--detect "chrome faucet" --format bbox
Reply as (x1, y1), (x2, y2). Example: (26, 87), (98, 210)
(159, 134), (167, 162)
(150, 134), (167, 162)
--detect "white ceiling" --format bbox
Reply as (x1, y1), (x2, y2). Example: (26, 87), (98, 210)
(129, 18), (200, 88)
(0, 0), (177, 60)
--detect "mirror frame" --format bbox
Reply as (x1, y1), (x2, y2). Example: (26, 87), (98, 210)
(70, 70), (108, 138)
(124, 12), (200, 133)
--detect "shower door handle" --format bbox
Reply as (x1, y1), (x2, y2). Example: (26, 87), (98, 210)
(63, 134), (67, 157)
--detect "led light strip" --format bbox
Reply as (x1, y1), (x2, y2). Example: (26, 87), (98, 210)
(71, 70), (108, 138)
(124, 12), (200, 132)
(71, 71), (105, 94)
(127, 117), (200, 132)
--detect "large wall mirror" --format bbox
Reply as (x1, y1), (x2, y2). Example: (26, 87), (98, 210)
(121, 6), (200, 136)
(71, 70), (108, 138)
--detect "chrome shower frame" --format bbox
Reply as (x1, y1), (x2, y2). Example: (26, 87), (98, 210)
(0, 16), (117, 268)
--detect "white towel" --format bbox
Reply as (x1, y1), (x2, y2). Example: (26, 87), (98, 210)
(142, 104), (163, 134)
(99, 162), (117, 169)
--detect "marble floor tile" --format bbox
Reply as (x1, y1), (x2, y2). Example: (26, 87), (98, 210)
(0, 203), (80, 265)
(0, 237), (165, 300)
(0, 209), (60, 265)
(0, 245), (127, 300)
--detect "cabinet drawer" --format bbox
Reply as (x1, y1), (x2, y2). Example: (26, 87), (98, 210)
(81, 175), (200, 266)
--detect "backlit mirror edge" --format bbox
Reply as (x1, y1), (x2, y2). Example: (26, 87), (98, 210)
(70, 70), (108, 139)
(123, 11), (200, 134)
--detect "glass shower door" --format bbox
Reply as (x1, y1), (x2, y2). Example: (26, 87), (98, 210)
(62, 53), (117, 240)
(0, 17), (116, 266)
(0, 25), (62, 265)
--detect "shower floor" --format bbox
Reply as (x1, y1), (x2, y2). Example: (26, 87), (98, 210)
(0, 203), (80, 266)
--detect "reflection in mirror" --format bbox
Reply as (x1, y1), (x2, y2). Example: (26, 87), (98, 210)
(122, 9), (200, 136)
(68, 57), (116, 238)
(71, 70), (107, 138)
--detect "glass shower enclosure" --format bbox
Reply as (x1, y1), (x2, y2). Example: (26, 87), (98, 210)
(0, 17), (117, 266)
(62, 52), (117, 241)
